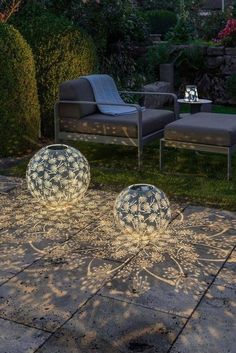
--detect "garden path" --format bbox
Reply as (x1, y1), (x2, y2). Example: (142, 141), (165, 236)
(0, 177), (235, 353)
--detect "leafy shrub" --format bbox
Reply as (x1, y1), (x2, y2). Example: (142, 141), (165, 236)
(12, 1), (97, 137)
(174, 46), (206, 88)
(140, 10), (177, 35)
(197, 11), (228, 41)
(227, 74), (236, 97)
(137, 0), (203, 13)
(42, 0), (148, 89)
(137, 0), (176, 11)
(166, 17), (195, 43)
(45, 0), (147, 57)
(174, 46), (205, 71)
(217, 19), (236, 47)
(145, 44), (172, 80)
(0, 23), (40, 157)
(165, 0), (206, 43)
(233, 0), (236, 18)
(102, 45), (145, 90)
(145, 43), (206, 86)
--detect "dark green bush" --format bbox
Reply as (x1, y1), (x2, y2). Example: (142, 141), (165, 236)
(12, 2), (97, 137)
(140, 10), (177, 35)
(45, 0), (147, 57)
(145, 44), (172, 80)
(227, 74), (236, 97)
(42, 0), (148, 90)
(137, 0), (176, 11)
(173, 46), (206, 89)
(198, 11), (228, 41)
(166, 17), (195, 44)
(232, 0), (236, 17)
(0, 23), (40, 157)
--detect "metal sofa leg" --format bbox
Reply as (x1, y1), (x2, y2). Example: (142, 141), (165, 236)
(227, 148), (232, 181)
(159, 139), (164, 171)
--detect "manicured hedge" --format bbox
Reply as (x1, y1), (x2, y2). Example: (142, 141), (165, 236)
(12, 2), (97, 137)
(141, 10), (177, 35)
(0, 23), (40, 157)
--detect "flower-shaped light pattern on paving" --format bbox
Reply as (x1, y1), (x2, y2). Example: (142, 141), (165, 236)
(1, 186), (236, 299)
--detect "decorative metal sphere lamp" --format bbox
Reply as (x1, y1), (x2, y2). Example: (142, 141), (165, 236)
(184, 85), (199, 102)
(26, 144), (90, 207)
(114, 184), (171, 236)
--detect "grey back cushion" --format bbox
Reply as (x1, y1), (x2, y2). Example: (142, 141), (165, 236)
(59, 78), (97, 119)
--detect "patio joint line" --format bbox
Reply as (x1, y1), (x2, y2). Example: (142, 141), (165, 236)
(0, 220), (100, 288)
(170, 204), (189, 223)
(0, 193), (191, 352)
(167, 244), (236, 353)
(33, 251), (139, 353)
(0, 315), (53, 334)
(0, 257), (45, 288)
(98, 293), (188, 319)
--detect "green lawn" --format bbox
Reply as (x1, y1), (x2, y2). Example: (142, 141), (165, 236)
(1, 105), (236, 210)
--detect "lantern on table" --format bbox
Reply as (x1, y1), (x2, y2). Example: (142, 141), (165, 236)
(184, 85), (199, 102)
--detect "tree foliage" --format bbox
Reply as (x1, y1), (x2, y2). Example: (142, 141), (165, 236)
(0, 0), (21, 22)
(42, 0), (148, 88)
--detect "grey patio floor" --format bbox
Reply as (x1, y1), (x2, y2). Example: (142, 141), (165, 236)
(0, 176), (235, 353)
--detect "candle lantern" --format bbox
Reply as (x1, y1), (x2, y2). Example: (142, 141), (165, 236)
(184, 85), (199, 102)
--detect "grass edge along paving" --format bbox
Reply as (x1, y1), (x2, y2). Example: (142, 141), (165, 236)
(1, 105), (236, 211)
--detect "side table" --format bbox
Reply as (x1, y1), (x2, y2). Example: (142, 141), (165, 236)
(178, 99), (212, 115)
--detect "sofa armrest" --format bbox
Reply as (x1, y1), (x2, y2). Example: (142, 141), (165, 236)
(56, 100), (142, 111)
(54, 100), (143, 141)
(119, 91), (179, 119)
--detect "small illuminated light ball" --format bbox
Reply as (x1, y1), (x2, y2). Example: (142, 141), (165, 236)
(114, 184), (171, 235)
(26, 144), (90, 207)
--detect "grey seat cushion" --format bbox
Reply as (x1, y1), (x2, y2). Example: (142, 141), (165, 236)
(164, 113), (236, 147)
(60, 109), (175, 138)
(59, 78), (97, 118)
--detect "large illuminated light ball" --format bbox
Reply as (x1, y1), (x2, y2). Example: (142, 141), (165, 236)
(114, 184), (171, 235)
(26, 144), (90, 207)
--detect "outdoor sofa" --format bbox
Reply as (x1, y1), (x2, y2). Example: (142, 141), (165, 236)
(54, 77), (179, 169)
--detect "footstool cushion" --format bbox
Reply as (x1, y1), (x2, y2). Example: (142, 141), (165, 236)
(165, 113), (236, 147)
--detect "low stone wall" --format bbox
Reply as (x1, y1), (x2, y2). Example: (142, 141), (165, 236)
(171, 45), (236, 105)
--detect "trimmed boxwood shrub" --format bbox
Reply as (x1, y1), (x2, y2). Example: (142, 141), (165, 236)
(12, 2), (97, 137)
(0, 23), (40, 157)
(140, 10), (177, 35)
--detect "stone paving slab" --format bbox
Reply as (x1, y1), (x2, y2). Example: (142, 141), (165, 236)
(0, 186), (117, 283)
(0, 182), (235, 353)
(37, 295), (186, 353)
(0, 187), (115, 245)
(178, 205), (236, 232)
(0, 317), (50, 353)
(0, 176), (22, 194)
(170, 285), (236, 353)
(214, 249), (236, 289)
(99, 243), (228, 318)
(0, 254), (121, 332)
(0, 242), (42, 285)
(98, 205), (236, 317)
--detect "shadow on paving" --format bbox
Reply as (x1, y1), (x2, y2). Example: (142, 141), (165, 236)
(0, 185), (235, 353)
